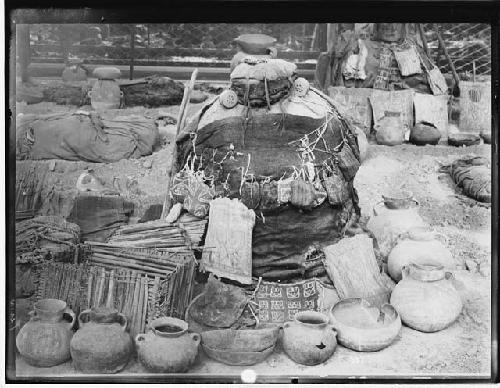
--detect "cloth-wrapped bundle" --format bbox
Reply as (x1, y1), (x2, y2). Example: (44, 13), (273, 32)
(447, 155), (491, 203)
(16, 111), (159, 163)
(230, 58), (297, 108)
(176, 59), (361, 281)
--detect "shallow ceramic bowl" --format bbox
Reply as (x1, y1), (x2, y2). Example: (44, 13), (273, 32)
(448, 133), (480, 147)
(201, 326), (280, 352)
(202, 343), (275, 366)
(382, 190), (418, 210)
(329, 298), (401, 352)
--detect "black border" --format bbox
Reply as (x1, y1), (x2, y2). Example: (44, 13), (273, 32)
(4, 1), (500, 384)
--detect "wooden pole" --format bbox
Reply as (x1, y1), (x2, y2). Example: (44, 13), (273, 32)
(17, 24), (31, 83)
(326, 23), (338, 53)
(417, 24), (430, 57)
(473, 60), (476, 82)
(130, 25), (135, 80)
(160, 69), (199, 220)
(434, 24), (460, 91)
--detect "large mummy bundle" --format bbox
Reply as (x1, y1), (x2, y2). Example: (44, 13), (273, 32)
(175, 59), (361, 281)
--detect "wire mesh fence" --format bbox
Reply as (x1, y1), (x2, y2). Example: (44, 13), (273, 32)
(422, 23), (491, 77)
(26, 23), (491, 79)
(28, 23), (324, 64)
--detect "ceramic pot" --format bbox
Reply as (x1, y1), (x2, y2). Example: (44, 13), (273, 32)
(410, 122), (441, 146)
(329, 298), (401, 352)
(282, 311), (337, 366)
(390, 263), (463, 332)
(89, 79), (123, 110)
(135, 317), (200, 373)
(16, 298), (75, 367)
(70, 307), (133, 373)
(375, 116), (404, 146)
(388, 227), (455, 282)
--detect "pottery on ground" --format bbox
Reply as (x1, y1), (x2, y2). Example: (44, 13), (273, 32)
(379, 190), (418, 211)
(329, 298), (401, 352)
(281, 310), (337, 366)
(447, 133), (480, 147)
(202, 342), (275, 366)
(70, 307), (133, 373)
(388, 227), (455, 282)
(410, 122), (442, 146)
(16, 298), (75, 367)
(135, 317), (200, 373)
(390, 263), (463, 332)
(201, 325), (279, 352)
(200, 325), (279, 366)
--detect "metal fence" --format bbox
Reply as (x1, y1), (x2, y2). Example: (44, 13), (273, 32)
(27, 23), (491, 77)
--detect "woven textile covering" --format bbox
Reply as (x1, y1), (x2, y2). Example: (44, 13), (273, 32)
(254, 279), (319, 323)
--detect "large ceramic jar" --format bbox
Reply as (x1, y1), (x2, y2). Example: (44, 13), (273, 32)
(70, 307), (133, 373)
(367, 199), (426, 258)
(390, 263), (463, 332)
(16, 298), (75, 367)
(281, 311), (337, 366)
(409, 122), (442, 146)
(135, 317), (200, 373)
(388, 227), (455, 282)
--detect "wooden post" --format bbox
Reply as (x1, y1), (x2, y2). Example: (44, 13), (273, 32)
(435, 24), (460, 91)
(473, 60), (476, 82)
(160, 69), (199, 220)
(418, 24), (430, 57)
(326, 23), (338, 53)
(17, 24), (31, 83)
(130, 25), (135, 80)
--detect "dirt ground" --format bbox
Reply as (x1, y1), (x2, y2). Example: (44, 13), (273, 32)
(13, 100), (492, 379)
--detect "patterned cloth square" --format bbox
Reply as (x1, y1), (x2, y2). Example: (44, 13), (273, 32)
(254, 279), (319, 323)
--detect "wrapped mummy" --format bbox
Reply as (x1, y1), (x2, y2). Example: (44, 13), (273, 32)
(175, 58), (361, 281)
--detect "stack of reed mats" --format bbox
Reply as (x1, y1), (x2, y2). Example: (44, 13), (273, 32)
(107, 216), (207, 249)
(33, 246), (196, 337)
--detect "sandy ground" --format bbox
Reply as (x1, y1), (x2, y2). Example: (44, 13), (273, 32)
(12, 100), (492, 380)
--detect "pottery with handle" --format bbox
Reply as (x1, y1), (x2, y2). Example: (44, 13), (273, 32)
(390, 263), (463, 332)
(388, 227), (455, 282)
(70, 307), (133, 373)
(16, 298), (76, 367)
(135, 317), (200, 373)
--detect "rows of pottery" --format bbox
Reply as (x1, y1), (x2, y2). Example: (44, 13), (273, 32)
(16, 192), (463, 372)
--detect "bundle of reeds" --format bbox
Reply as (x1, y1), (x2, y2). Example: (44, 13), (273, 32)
(107, 215), (207, 249)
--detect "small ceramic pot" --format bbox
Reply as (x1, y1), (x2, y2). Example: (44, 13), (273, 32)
(135, 317), (200, 373)
(281, 311), (337, 366)
(390, 263), (463, 332)
(70, 307), (133, 373)
(16, 298), (75, 367)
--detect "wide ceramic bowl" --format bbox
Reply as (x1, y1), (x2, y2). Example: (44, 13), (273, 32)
(329, 298), (401, 352)
(201, 343), (275, 366)
(201, 326), (280, 353)
(448, 133), (480, 147)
